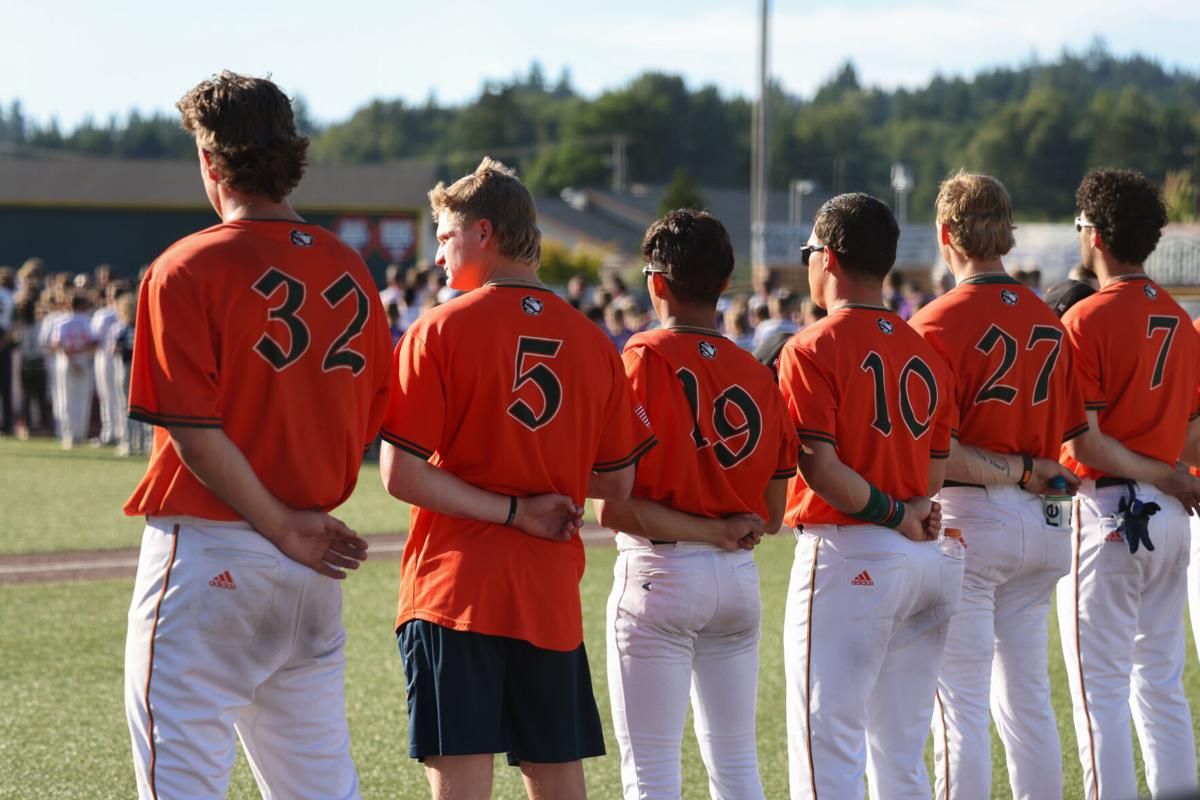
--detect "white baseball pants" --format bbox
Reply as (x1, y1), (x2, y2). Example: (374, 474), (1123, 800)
(607, 537), (765, 800)
(930, 485), (1071, 800)
(1057, 481), (1196, 799)
(784, 525), (964, 800)
(124, 518), (360, 800)
(1190, 512), (1200, 664)
(55, 352), (93, 444)
(94, 349), (121, 443)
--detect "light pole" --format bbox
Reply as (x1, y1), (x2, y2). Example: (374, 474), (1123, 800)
(891, 162), (912, 226)
(789, 179), (815, 226)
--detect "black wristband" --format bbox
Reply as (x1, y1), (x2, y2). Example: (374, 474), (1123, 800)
(1018, 453), (1034, 489)
(504, 496), (518, 526)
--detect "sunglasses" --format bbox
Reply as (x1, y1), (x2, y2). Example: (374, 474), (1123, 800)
(800, 245), (826, 267)
(1074, 216), (1095, 233)
(642, 264), (671, 278)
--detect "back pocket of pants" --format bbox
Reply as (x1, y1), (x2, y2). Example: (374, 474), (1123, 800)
(195, 548), (279, 642)
(843, 555), (907, 624)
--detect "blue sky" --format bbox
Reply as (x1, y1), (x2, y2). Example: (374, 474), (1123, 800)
(5, 0), (1199, 129)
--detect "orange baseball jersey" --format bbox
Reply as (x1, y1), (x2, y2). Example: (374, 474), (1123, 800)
(381, 281), (656, 652)
(1060, 275), (1200, 479)
(779, 305), (954, 527)
(124, 220), (393, 519)
(909, 274), (1089, 459)
(621, 326), (797, 522)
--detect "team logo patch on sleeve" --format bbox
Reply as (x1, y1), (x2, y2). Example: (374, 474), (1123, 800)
(521, 296), (544, 316)
(289, 230), (314, 247)
(698, 340), (718, 359)
(876, 318), (894, 335)
(1143, 283), (1158, 299)
(1000, 289), (1019, 306)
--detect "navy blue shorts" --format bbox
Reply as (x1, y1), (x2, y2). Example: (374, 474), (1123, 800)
(398, 620), (606, 765)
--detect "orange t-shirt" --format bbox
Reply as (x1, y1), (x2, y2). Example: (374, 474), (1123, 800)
(381, 281), (656, 651)
(779, 305), (953, 527)
(1060, 275), (1200, 479)
(909, 274), (1089, 458)
(124, 220), (393, 519)
(622, 326), (797, 522)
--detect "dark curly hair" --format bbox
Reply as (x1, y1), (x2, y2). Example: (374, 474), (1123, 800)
(177, 71), (309, 202)
(813, 193), (899, 280)
(641, 209), (734, 306)
(1076, 169), (1166, 265)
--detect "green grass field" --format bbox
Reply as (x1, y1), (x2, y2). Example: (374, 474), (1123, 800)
(2, 437), (1198, 797)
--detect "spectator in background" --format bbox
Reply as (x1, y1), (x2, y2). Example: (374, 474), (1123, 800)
(52, 293), (96, 449)
(799, 296), (827, 328)
(380, 263), (405, 309)
(91, 282), (122, 446)
(113, 292), (149, 457)
(883, 271), (904, 312)
(0, 267), (14, 436)
(604, 303), (632, 351)
(896, 279), (930, 319)
(724, 301), (755, 350)
(14, 295), (51, 436)
(386, 302), (404, 347)
(16, 257), (44, 296)
(752, 288), (798, 349)
(566, 275), (589, 310)
(1020, 268), (1043, 297)
(747, 269), (774, 315)
(1069, 262), (1100, 290)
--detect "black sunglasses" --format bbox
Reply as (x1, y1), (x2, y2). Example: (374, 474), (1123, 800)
(800, 245), (826, 267)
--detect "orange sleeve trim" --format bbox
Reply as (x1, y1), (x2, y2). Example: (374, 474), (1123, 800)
(930, 448), (951, 460)
(128, 406), (221, 429)
(379, 429), (434, 460)
(796, 427), (835, 446)
(1063, 422), (1090, 442)
(594, 434), (657, 473)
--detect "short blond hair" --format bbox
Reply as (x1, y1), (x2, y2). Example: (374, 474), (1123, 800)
(429, 157), (541, 264)
(935, 171), (1016, 260)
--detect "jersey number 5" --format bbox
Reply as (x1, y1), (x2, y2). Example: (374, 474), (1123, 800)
(252, 268), (370, 375)
(676, 368), (763, 468)
(861, 352), (939, 439)
(508, 336), (564, 430)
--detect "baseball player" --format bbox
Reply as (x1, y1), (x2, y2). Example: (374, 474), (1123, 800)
(90, 282), (122, 445)
(909, 172), (1085, 800)
(594, 210), (796, 800)
(379, 158), (655, 800)
(1187, 317), (1200, 667)
(779, 193), (960, 799)
(51, 293), (96, 448)
(123, 71), (393, 800)
(1057, 168), (1200, 799)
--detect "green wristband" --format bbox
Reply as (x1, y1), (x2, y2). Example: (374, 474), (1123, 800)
(851, 484), (904, 528)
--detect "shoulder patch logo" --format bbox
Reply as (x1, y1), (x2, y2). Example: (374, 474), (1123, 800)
(521, 296), (544, 316)
(290, 230), (313, 248)
(1143, 283), (1158, 300)
(1000, 289), (1019, 306)
(698, 340), (718, 359)
(876, 318), (894, 335)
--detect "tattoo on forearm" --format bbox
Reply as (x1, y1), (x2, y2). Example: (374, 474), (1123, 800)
(973, 447), (1010, 476)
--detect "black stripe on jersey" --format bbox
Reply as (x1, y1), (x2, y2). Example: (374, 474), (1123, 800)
(1084, 401), (1106, 411)
(795, 427), (835, 446)
(128, 406), (222, 429)
(930, 448), (951, 460)
(772, 467), (797, 480)
(379, 429), (434, 460)
(1063, 421), (1090, 442)
(594, 434), (657, 473)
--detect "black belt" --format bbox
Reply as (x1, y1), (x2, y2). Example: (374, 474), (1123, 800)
(942, 480), (986, 489)
(649, 539), (673, 546)
(1096, 477), (1134, 489)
